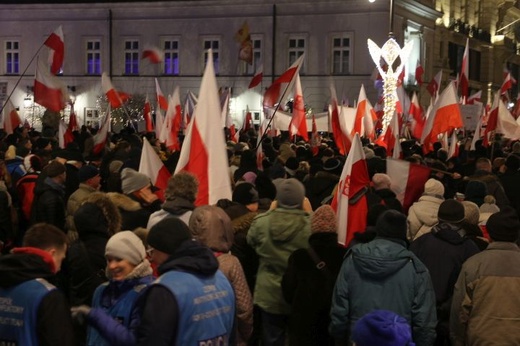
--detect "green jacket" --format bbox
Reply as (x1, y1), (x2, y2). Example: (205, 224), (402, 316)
(246, 208), (310, 315)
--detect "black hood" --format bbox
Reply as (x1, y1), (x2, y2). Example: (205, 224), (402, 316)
(157, 240), (219, 276)
(0, 253), (54, 288)
(161, 196), (195, 216)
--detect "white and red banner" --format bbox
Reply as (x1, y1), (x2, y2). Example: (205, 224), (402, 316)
(409, 92), (425, 140)
(427, 70), (443, 98)
(2, 100), (21, 134)
(142, 46), (164, 64)
(155, 78), (168, 111)
(248, 64), (263, 89)
(44, 25), (64, 75)
(387, 158), (431, 213)
(143, 96), (154, 132)
(160, 87), (182, 151)
(102, 73), (130, 109)
(139, 137), (170, 201)
(289, 73), (308, 140)
(263, 54), (304, 108)
(329, 84), (351, 155)
(92, 109), (111, 155)
(34, 58), (66, 112)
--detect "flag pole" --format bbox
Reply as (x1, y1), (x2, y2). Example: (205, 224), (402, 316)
(0, 42), (46, 115)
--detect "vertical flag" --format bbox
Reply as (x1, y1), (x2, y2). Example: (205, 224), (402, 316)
(235, 21), (253, 65)
(2, 100), (21, 135)
(102, 73), (130, 109)
(34, 58), (66, 112)
(289, 74), (308, 140)
(44, 25), (64, 75)
(139, 137), (171, 201)
(330, 84), (351, 155)
(387, 158), (431, 213)
(427, 70), (443, 98)
(92, 108), (111, 155)
(155, 78), (168, 111)
(415, 59), (424, 85)
(409, 92), (425, 140)
(459, 38), (469, 100)
(143, 96), (154, 132)
(248, 64), (263, 89)
(263, 54), (304, 108)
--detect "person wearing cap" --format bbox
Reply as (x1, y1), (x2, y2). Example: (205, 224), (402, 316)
(247, 178), (311, 345)
(409, 199), (479, 345)
(30, 160), (67, 231)
(70, 231), (154, 345)
(108, 168), (161, 231)
(65, 165), (101, 240)
(282, 205), (347, 346)
(135, 218), (235, 345)
(330, 210), (437, 346)
(352, 310), (415, 346)
(407, 178), (445, 241)
(450, 206), (520, 345)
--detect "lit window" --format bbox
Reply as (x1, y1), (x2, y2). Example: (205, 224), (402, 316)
(245, 38), (262, 75)
(203, 39), (220, 74)
(124, 40), (139, 75)
(163, 40), (179, 75)
(5, 41), (19, 75)
(288, 37), (305, 72)
(86, 40), (101, 75)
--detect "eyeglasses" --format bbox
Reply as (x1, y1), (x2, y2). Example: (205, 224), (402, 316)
(146, 247), (154, 257)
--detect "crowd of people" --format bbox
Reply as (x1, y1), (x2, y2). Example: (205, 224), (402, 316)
(0, 123), (520, 346)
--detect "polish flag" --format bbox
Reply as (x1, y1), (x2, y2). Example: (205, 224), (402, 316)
(263, 54), (304, 108)
(427, 70), (443, 97)
(375, 110), (400, 158)
(220, 88), (231, 128)
(182, 91), (197, 130)
(353, 84), (377, 137)
(467, 90), (482, 104)
(387, 158), (431, 213)
(68, 102), (78, 132)
(459, 38), (469, 100)
(58, 119), (68, 149)
(289, 74), (308, 140)
(102, 73), (130, 109)
(143, 96), (154, 132)
(256, 119), (267, 170)
(496, 96), (520, 139)
(2, 100), (21, 134)
(483, 93), (500, 146)
(142, 46), (164, 64)
(44, 26), (64, 75)
(310, 113), (320, 156)
(331, 133), (370, 246)
(155, 78), (168, 111)
(92, 109), (111, 155)
(415, 59), (424, 85)
(174, 49), (232, 206)
(470, 110), (484, 150)
(409, 92), (425, 140)
(500, 72), (516, 95)
(155, 107), (164, 140)
(330, 84), (352, 155)
(160, 88), (182, 151)
(421, 82), (463, 153)
(34, 58), (66, 112)
(243, 106), (253, 132)
(248, 64), (263, 89)
(448, 130), (459, 159)
(139, 137), (170, 201)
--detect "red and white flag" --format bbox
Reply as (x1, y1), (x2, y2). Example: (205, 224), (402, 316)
(483, 93), (500, 146)
(387, 158), (431, 213)
(427, 70), (442, 98)
(102, 73), (130, 109)
(500, 71), (516, 95)
(353, 84), (377, 138)
(34, 58), (66, 112)
(375, 110), (400, 158)
(459, 38), (469, 100)
(68, 102), (79, 132)
(174, 49), (232, 206)
(330, 84), (351, 155)
(139, 137), (171, 201)
(2, 100), (21, 135)
(92, 109), (111, 155)
(263, 54), (304, 108)
(289, 74), (308, 140)
(155, 78), (168, 111)
(58, 119), (68, 149)
(248, 64), (263, 89)
(310, 113), (320, 156)
(448, 130), (459, 159)
(409, 92), (425, 140)
(256, 119), (267, 171)
(182, 91), (197, 130)
(331, 133), (370, 246)
(243, 106), (253, 132)
(160, 87), (182, 151)
(142, 46), (164, 64)
(415, 59), (424, 85)
(143, 96), (154, 132)
(155, 108), (164, 140)
(467, 90), (482, 104)
(44, 25), (64, 75)
(421, 82), (463, 153)
(496, 95), (520, 139)
(220, 88), (231, 128)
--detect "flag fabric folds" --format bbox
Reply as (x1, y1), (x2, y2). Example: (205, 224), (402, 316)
(143, 96), (154, 132)
(427, 70), (442, 98)
(248, 64), (263, 89)
(92, 109), (111, 155)
(174, 49), (232, 206)
(235, 21), (253, 64)
(415, 60), (424, 85)
(139, 137), (171, 201)
(289, 74), (308, 140)
(387, 158), (431, 213)
(263, 55), (304, 108)
(44, 25), (64, 75)
(2, 100), (21, 135)
(142, 46), (164, 64)
(459, 38), (469, 100)
(330, 84), (351, 155)
(34, 58), (66, 112)
(155, 78), (168, 111)
(102, 73), (130, 109)
(409, 92), (425, 140)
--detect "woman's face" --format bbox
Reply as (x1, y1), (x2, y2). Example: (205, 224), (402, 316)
(106, 256), (137, 281)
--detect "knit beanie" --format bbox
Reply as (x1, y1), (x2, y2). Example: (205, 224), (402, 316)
(423, 178), (444, 198)
(276, 178), (305, 209)
(79, 165), (99, 182)
(372, 173), (392, 190)
(323, 158), (343, 176)
(105, 231), (146, 265)
(45, 160), (66, 178)
(464, 180), (488, 206)
(352, 310), (415, 346)
(486, 206), (520, 242)
(311, 205), (337, 233)
(479, 195), (500, 214)
(147, 218), (193, 255)
(438, 199), (465, 223)
(462, 201), (480, 225)
(121, 168), (150, 194)
(285, 157), (299, 176)
(376, 210), (407, 241)
(232, 183), (259, 206)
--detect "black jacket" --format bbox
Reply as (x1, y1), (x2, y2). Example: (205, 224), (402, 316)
(30, 177), (66, 231)
(305, 171), (340, 210)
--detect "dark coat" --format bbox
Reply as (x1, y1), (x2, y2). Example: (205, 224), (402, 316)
(282, 232), (346, 346)
(366, 188), (403, 212)
(30, 177), (66, 231)
(304, 171), (339, 210)
(107, 192), (161, 231)
(499, 169), (520, 218)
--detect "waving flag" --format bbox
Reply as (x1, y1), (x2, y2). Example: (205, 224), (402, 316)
(2, 100), (21, 135)
(139, 137), (170, 201)
(330, 84), (351, 155)
(387, 158), (431, 213)
(34, 58), (66, 112)
(415, 59), (424, 85)
(92, 109), (111, 155)
(248, 64), (263, 89)
(353, 84), (377, 138)
(331, 133), (370, 246)
(459, 39), (469, 100)
(155, 78), (168, 111)
(289, 74), (308, 140)
(467, 91), (482, 105)
(143, 96), (153, 132)
(174, 49), (232, 206)
(409, 92), (425, 139)
(263, 54), (304, 108)
(142, 46), (164, 64)
(500, 71), (516, 95)
(427, 70), (442, 97)
(44, 26), (64, 75)
(160, 88), (182, 151)
(102, 73), (130, 109)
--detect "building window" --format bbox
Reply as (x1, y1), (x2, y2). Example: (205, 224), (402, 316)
(245, 38), (262, 75)
(86, 40), (101, 75)
(288, 37), (305, 69)
(331, 35), (352, 75)
(203, 39), (220, 74)
(448, 42), (480, 81)
(5, 41), (19, 74)
(163, 39), (179, 75)
(124, 40), (139, 75)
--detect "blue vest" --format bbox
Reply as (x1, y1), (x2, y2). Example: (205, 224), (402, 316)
(155, 270), (235, 345)
(0, 278), (56, 346)
(86, 281), (149, 346)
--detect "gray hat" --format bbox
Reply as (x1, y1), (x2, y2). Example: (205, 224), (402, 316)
(276, 178), (305, 209)
(121, 168), (150, 194)
(105, 231), (146, 265)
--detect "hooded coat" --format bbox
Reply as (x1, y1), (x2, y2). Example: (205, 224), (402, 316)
(30, 177), (66, 231)
(407, 194), (444, 240)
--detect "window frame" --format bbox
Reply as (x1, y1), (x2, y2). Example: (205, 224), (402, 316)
(330, 33), (353, 75)
(123, 38), (140, 75)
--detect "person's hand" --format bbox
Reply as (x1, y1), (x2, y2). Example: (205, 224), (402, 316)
(137, 186), (159, 204)
(71, 305), (91, 324)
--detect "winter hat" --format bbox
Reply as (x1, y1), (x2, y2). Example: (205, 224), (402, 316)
(276, 178), (305, 209)
(462, 201), (480, 225)
(376, 210), (407, 241)
(438, 199), (465, 223)
(34, 138), (51, 151)
(363, 147), (375, 160)
(311, 205), (337, 233)
(285, 157), (299, 176)
(323, 158), (343, 176)
(242, 171), (257, 185)
(79, 165), (99, 182)
(505, 154), (520, 171)
(23, 154), (42, 173)
(465, 180), (488, 206)
(479, 195), (500, 214)
(372, 173), (392, 190)
(232, 183), (259, 206)
(109, 160), (124, 174)
(105, 231), (146, 265)
(486, 206), (520, 242)
(4, 145), (16, 160)
(121, 168), (150, 194)
(367, 204), (389, 227)
(352, 310), (415, 346)
(45, 160), (66, 178)
(423, 178), (444, 198)
(147, 217), (193, 255)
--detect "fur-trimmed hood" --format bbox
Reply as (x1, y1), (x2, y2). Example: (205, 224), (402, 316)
(106, 192), (143, 212)
(75, 192), (122, 237)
